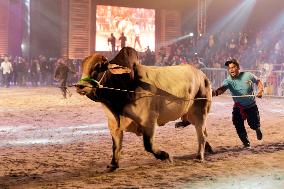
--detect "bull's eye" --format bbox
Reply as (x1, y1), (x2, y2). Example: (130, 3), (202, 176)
(91, 71), (98, 79)
(77, 84), (85, 89)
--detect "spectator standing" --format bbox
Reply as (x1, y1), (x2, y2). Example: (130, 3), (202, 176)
(30, 59), (41, 86)
(119, 32), (127, 49)
(54, 58), (76, 99)
(108, 33), (116, 53)
(17, 57), (27, 86)
(0, 57), (13, 87)
(133, 22), (142, 51)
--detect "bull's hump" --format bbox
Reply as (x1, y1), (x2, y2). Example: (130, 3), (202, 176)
(135, 65), (195, 99)
(137, 64), (194, 82)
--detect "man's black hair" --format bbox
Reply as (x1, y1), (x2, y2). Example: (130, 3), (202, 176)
(225, 58), (239, 68)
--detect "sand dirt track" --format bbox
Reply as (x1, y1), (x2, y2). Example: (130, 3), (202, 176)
(0, 87), (283, 189)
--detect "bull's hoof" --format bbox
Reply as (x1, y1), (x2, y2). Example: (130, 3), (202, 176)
(106, 164), (118, 172)
(159, 152), (173, 164)
(167, 155), (174, 164)
(155, 151), (171, 161)
(161, 153), (174, 164)
(205, 142), (214, 154)
(195, 154), (204, 162)
(160, 151), (170, 161)
(175, 121), (191, 128)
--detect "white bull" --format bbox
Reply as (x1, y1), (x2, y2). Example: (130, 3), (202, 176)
(76, 47), (213, 171)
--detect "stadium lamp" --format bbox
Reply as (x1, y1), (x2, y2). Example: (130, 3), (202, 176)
(21, 43), (25, 50)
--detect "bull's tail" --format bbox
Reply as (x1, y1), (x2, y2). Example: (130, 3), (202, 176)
(204, 77), (212, 113)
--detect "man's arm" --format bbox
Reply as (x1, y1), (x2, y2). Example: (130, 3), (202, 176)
(256, 79), (264, 98)
(250, 72), (264, 98)
(212, 86), (228, 97)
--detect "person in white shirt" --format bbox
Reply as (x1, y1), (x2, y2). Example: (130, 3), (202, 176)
(0, 57), (13, 87)
(133, 22), (142, 50)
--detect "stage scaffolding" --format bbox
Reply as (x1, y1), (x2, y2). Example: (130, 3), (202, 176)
(197, 0), (207, 38)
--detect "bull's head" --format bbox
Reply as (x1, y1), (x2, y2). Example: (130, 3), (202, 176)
(76, 53), (131, 100)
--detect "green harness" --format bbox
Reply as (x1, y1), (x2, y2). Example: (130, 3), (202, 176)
(79, 77), (100, 88)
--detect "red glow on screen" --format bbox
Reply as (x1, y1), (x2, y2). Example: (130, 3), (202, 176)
(96, 5), (155, 52)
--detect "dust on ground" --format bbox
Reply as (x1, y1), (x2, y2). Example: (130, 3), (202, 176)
(0, 87), (283, 189)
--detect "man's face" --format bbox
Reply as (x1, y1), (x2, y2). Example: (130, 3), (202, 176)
(227, 63), (240, 78)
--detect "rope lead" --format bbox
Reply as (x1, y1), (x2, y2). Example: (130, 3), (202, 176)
(68, 82), (284, 101)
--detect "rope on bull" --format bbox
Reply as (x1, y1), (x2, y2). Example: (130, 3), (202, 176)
(68, 84), (284, 101)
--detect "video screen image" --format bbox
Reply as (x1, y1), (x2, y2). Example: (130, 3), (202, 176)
(96, 5), (155, 52)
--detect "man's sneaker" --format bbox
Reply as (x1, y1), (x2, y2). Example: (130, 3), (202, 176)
(256, 128), (263, 140)
(243, 142), (251, 149)
(175, 121), (191, 128)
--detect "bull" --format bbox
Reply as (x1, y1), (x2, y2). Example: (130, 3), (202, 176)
(76, 47), (213, 171)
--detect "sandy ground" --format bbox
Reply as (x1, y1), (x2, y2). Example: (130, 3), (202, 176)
(0, 87), (283, 189)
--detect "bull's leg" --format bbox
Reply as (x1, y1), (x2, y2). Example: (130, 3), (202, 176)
(193, 114), (208, 161)
(195, 125), (206, 161)
(186, 92), (213, 160)
(142, 127), (172, 162)
(107, 129), (123, 172)
(204, 127), (214, 154)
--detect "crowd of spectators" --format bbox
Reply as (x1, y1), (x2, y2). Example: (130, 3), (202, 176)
(0, 55), (81, 88)
(1, 29), (283, 95)
(155, 30), (284, 70)
(151, 30), (284, 96)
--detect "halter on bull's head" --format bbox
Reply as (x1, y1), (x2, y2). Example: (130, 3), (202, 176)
(76, 53), (131, 99)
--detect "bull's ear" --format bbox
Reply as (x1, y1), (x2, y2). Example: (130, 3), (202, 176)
(101, 56), (108, 64)
(108, 64), (131, 74)
(99, 56), (109, 71)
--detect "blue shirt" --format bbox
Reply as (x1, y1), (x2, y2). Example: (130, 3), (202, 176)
(223, 72), (259, 107)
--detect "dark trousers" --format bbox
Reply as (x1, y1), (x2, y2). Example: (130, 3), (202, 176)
(31, 72), (39, 86)
(111, 45), (115, 53)
(3, 73), (10, 87)
(17, 72), (25, 86)
(232, 104), (260, 144)
(60, 79), (67, 98)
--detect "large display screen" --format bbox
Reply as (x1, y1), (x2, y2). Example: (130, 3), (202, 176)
(96, 5), (155, 52)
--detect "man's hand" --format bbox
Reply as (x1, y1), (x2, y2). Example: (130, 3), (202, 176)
(212, 86), (227, 97)
(212, 89), (218, 97)
(256, 90), (263, 98)
(256, 80), (264, 98)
